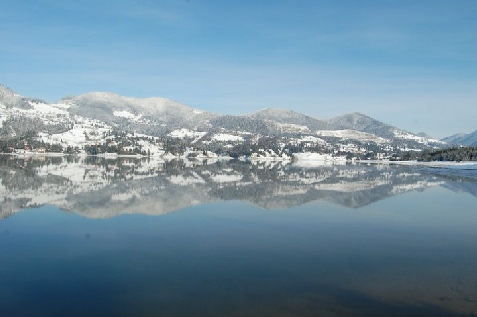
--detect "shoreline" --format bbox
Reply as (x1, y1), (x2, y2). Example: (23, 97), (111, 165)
(2, 152), (477, 169)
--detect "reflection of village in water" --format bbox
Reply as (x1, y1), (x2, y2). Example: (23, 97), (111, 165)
(1, 154), (476, 220)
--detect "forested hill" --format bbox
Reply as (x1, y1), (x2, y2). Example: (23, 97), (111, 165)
(416, 147), (477, 162)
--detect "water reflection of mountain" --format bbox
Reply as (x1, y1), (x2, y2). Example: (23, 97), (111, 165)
(1, 155), (475, 219)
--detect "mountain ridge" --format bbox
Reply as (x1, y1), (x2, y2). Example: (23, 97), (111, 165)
(0, 83), (457, 157)
(441, 131), (477, 146)
(248, 108), (330, 131)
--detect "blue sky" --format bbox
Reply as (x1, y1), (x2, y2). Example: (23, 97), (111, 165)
(1, 0), (476, 138)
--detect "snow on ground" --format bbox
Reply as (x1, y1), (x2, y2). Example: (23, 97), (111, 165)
(38, 119), (111, 148)
(31, 101), (67, 115)
(316, 130), (388, 143)
(184, 150), (219, 159)
(294, 152), (332, 161)
(250, 149), (292, 161)
(299, 135), (326, 144)
(168, 129), (207, 140)
(0, 101), (72, 129)
(49, 102), (72, 109)
(277, 123), (311, 133)
(136, 139), (165, 156)
(211, 133), (244, 142)
(113, 110), (141, 121)
(15, 101), (69, 121)
(393, 130), (446, 145)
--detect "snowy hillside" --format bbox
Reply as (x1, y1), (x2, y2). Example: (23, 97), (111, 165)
(327, 112), (406, 139)
(249, 108), (329, 130)
(442, 130), (477, 146)
(0, 84), (33, 109)
(1, 83), (451, 159)
(63, 92), (217, 134)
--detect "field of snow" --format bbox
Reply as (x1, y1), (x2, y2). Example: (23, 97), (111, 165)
(169, 129), (207, 139)
(277, 123), (311, 133)
(316, 130), (388, 143)
(38, 118), (111, 148)
(299, 136), (326, 144)
(113, 110), (141, 120)
(31, 101), (66, 115)
(212, 133), (244, 142)
(250, 149), (291, 161)
(136, 139), (165, 156)
(393, 130), (445, 145)
(1, 101), (72, 129)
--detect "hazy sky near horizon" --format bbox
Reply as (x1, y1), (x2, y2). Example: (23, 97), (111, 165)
(1, 0), (476, 138)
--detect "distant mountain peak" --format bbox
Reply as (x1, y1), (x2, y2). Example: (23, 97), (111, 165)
(57, 90), (218, 133)
(334, 112), (373, 122)
(0, 83), (32, 109)
(326, 112), (404, 139)
(64, 91), (200, 113)
(442, 131), (477, 146)
(248, 108), (329, 130)
(0, 84), (20, 99)
(417, 132), (433, 139)
(252, 108), (301, 115)
(0, 83), (15, 93)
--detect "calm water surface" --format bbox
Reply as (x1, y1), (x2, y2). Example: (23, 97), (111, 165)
(1, 157), (476, 316)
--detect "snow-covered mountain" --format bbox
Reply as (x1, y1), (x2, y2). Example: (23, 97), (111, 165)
(0, 83), (449, 157)
(248, 108), (330, 131)
(327, 112), (398, 139)
(442, 130), (477, 146)
(62, 91), (218, 135)
(0, 84), (37, 109)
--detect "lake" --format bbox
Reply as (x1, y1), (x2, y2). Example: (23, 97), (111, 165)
(1, 156), (477, 316)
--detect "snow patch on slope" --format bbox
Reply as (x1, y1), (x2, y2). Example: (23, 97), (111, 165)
(212, 133), (244, 142)
(393, 130), (445, 145)
(31, 101), (67, 115)
(38, 117), (111, 148)
(316, 130), (388, 143)
(277, 123), (311, 133)
(168, 129), (207, 139)
(113, 110), (141, 120)
(299, 136), (326, 144)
